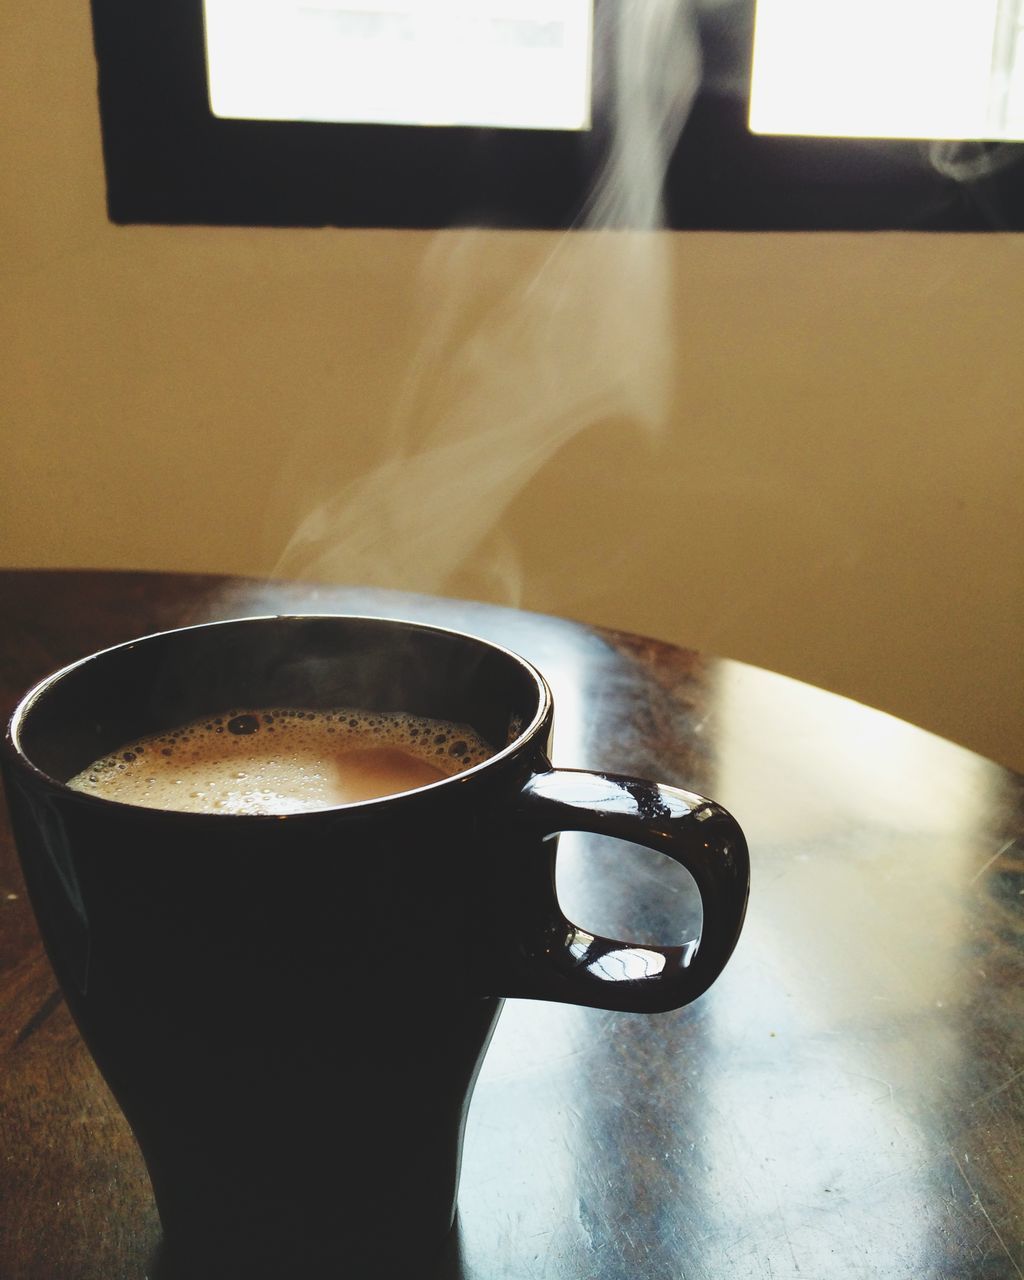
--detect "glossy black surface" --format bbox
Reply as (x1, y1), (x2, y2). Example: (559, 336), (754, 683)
(2, 609), (748, 1276)
(1, 571), (1021, 1280)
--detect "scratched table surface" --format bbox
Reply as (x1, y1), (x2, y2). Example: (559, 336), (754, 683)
(1, 569), (1022, 1280)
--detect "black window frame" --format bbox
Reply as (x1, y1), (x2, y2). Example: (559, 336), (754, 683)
(90, 0), (1024, 231)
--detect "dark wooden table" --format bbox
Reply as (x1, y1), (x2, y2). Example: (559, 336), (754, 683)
(2, 569), (1022, 1279)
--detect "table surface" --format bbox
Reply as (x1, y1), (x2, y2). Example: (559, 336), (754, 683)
(1, 569), (1022, 1280)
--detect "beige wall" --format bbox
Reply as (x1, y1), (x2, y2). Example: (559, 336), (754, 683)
(2, 1), (1022, 771)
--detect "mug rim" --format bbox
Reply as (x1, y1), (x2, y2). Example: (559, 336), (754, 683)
(3, 613), (553, 822)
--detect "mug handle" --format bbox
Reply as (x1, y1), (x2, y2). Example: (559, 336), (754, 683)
(486, 770), (749, 1013)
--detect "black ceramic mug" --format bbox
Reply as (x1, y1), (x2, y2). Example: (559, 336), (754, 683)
(2, 615), (749, 1277)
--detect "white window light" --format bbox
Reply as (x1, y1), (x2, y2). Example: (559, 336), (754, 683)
(203, 0), (593, 131)
(750, 0), (1024, 141)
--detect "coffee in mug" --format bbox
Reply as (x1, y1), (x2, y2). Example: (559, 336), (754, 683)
(67, 707), (493, 813)
(2, 615), (749, 1278)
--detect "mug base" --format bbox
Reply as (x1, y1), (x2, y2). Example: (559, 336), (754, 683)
(153, 1219), (457, 1280)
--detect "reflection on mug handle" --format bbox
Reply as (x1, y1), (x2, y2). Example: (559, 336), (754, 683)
(488, 770), (750, 1014)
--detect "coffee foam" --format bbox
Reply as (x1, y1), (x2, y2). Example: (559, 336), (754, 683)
(67, 708), (493, 815)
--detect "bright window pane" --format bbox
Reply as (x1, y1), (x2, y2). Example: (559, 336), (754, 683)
(204, 0), (593, 130)
(750, 0), (1024, 140)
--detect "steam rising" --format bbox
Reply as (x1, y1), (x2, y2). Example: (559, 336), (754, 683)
(274, 2), (701, 599)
